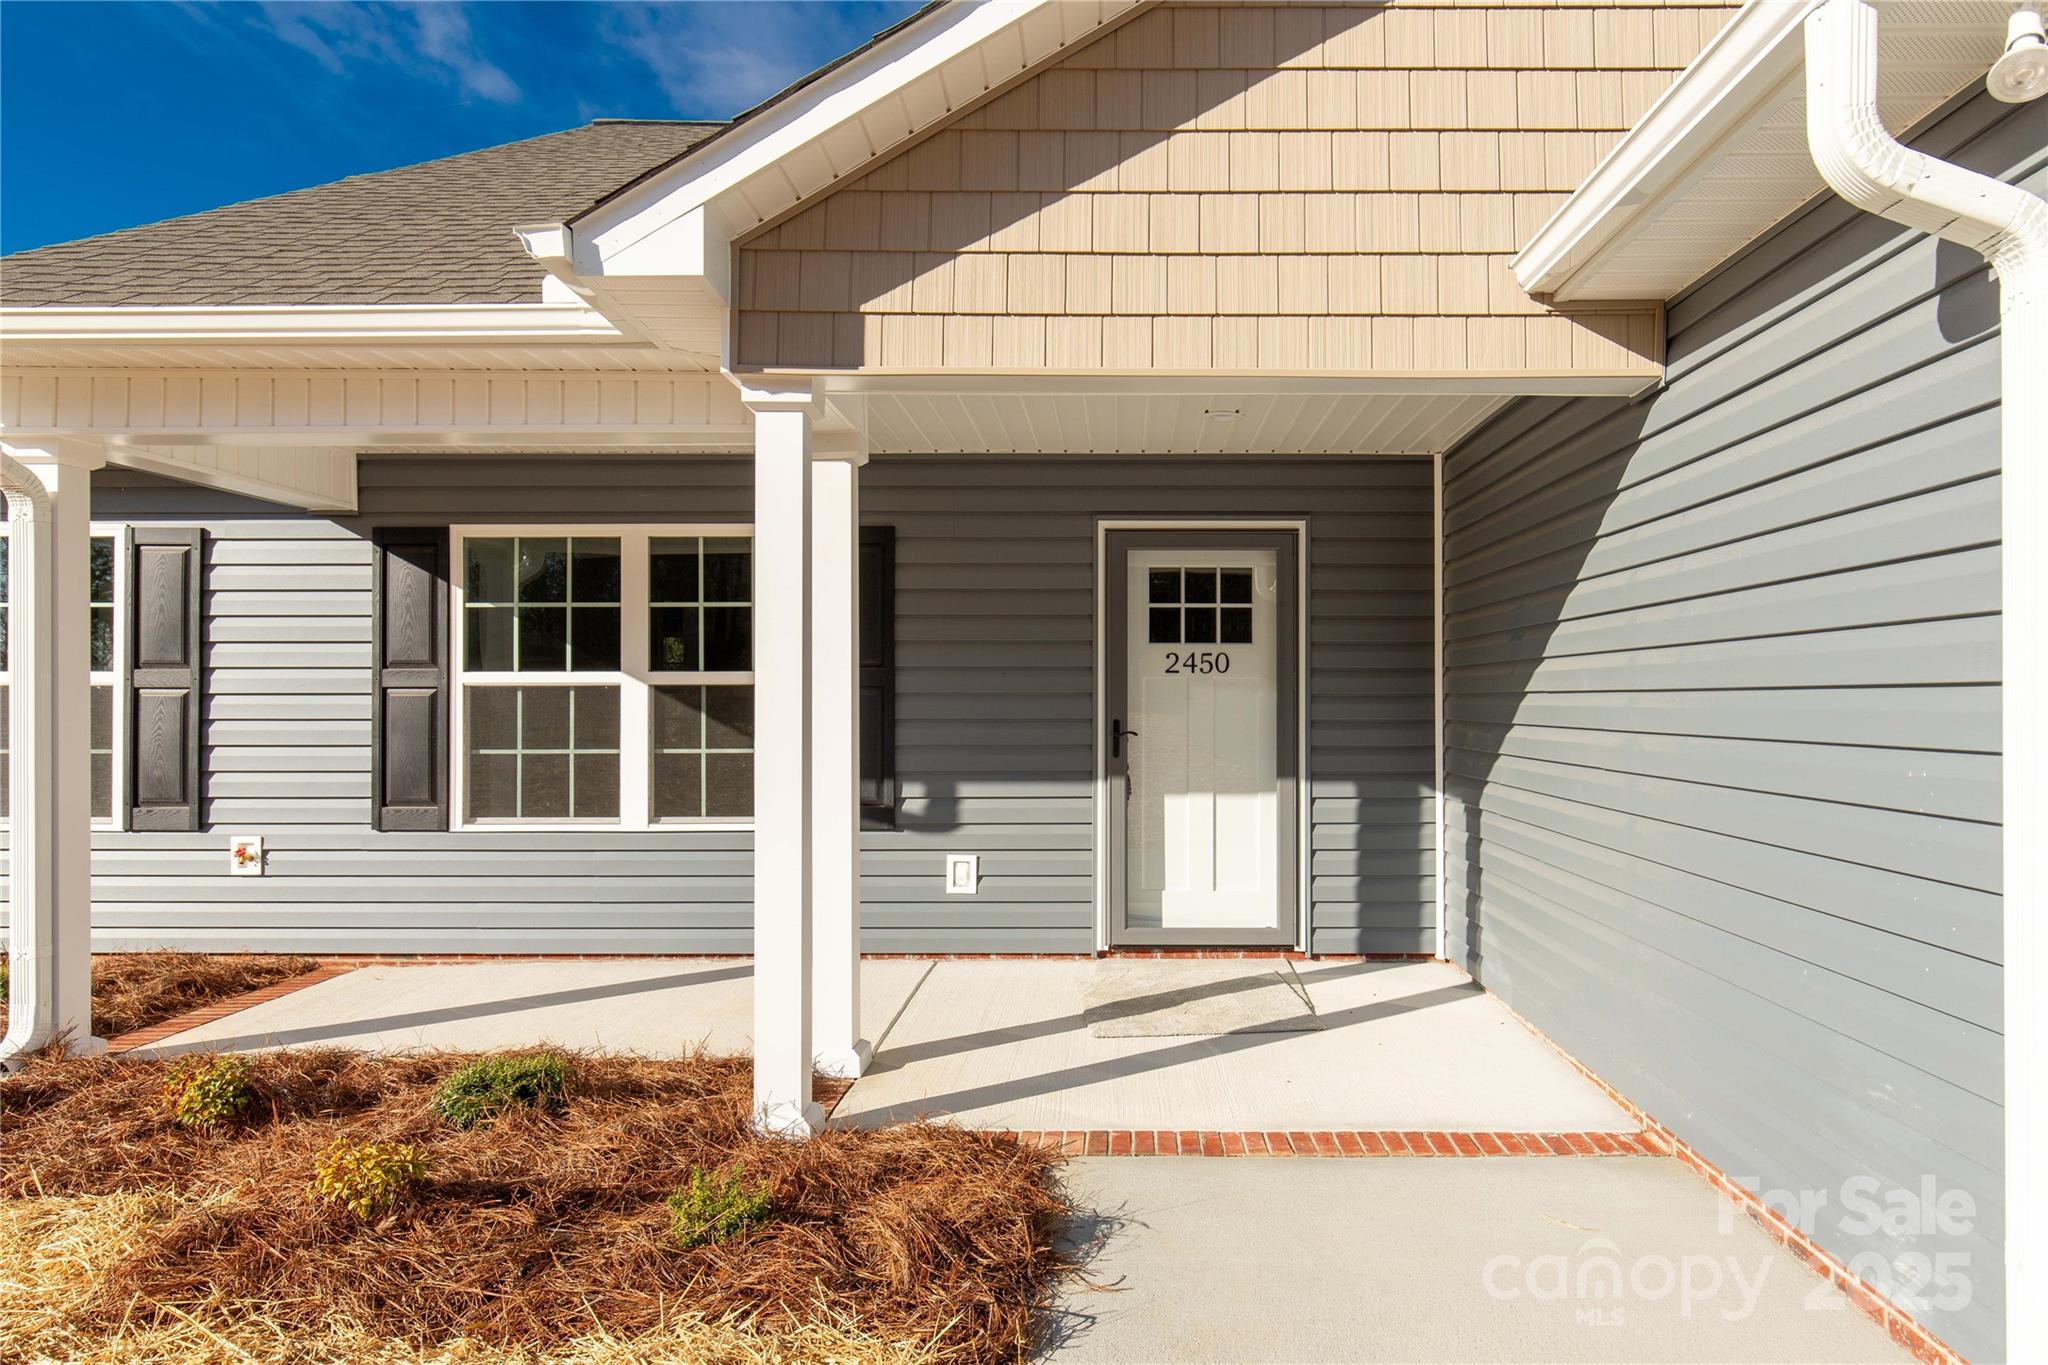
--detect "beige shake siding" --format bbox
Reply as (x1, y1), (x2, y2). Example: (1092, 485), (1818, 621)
(734, 1), (1738, 375)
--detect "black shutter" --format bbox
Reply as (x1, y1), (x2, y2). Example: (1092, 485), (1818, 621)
(371, 527), (450, 831)
(129, 528), (204, 831)
(858, 525), (896, 830)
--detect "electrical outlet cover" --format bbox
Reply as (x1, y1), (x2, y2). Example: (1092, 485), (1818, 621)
(228, 835), (265, 876)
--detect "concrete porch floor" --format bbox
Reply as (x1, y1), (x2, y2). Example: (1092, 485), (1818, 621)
(146, 957), (1630, 1134)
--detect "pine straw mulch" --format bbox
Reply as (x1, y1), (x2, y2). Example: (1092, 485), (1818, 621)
(0, 1049), (1070, 1364)
(0, 951), (322, 1038)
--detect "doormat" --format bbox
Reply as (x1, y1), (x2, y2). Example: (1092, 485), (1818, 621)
(1083, 960), (1323, 1037)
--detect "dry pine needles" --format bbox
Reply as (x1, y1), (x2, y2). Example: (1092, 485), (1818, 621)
(0, 1049), (1069, 1364)
(0, 950), (320, 1039)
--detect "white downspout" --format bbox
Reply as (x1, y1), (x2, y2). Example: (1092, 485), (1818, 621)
(1806, 2), (2048, 1359)
(0, 454), (61, 1066)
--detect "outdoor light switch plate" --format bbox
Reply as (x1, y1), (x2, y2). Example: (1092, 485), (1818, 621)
(945, 853), (979, 895)
(229, 835), (265, 876)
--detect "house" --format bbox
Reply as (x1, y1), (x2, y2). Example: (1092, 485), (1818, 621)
(2, 0), (2041, 1357)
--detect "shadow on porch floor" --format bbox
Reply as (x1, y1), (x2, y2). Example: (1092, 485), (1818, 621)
(135, 956), (1629, 1134)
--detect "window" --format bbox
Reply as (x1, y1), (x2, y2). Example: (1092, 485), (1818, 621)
(0, 527), (124, 825)
(89, 534), (118, 821)
(1148, 567), (1253, 645)
(451, 526), (753, 827)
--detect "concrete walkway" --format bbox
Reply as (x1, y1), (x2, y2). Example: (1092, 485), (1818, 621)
(139, 958), (932, 1058)
(835, 960), (1633, 1132)
(1048, 1157), (1912, 1363)
(145, 957), (1632, 1134)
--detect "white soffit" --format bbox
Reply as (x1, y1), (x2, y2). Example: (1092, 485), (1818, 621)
(1519, 1), (2012, 303)
(833, 387), (1509, 457)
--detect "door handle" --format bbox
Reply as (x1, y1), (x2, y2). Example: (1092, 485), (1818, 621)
(1111, 719), (1139, 759)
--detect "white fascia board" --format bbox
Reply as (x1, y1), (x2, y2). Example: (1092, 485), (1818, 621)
(1513, 0), (1820, 302)
(0, 302), (627, 344)
(811, 372), (1656, 399)
(568, 0), (1115, 276)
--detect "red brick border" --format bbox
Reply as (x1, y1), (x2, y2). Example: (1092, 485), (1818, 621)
(287, 951), (1435, 964)
(999, 1129), (1658, 1157)
(103, 964), (356, 1055)
(1495, 1001), (1966, 1365)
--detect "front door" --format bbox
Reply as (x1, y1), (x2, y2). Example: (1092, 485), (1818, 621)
(1105, 530), (1299, 946)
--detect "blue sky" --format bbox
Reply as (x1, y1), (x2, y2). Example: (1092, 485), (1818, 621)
(0, 1), (924, 255)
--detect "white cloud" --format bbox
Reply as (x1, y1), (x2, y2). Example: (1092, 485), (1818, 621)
(253, 1), (521, 105)
(601, 2), (891, 117)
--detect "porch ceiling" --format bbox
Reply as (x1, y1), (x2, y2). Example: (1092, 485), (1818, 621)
(820, 374), (1645, 456)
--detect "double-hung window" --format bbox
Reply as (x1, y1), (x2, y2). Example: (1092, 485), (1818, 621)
(0, 526), (126, 825)
(450, 526), (754, 828)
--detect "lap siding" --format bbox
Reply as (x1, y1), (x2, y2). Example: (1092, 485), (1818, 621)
(4, 456), (1434, 959)
(1440, 89), (2040, 1361)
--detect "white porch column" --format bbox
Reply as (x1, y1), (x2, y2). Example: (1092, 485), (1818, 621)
(746, 388), (822, 1137)
(0, 443), (105, 1068)
(810, 442), (869, 1078)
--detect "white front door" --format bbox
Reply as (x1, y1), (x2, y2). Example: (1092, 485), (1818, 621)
(1105, 531), (1298, 946)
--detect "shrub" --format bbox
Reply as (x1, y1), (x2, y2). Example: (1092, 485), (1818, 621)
(434, 1052), (571, 1129)
(165, 1055), (255, 1131)
(313, 1137), (431, 1221)
(667, 1163), (774, 1248)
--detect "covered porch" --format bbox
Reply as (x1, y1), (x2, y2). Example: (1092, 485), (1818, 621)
(0, 362), (1604, 1146)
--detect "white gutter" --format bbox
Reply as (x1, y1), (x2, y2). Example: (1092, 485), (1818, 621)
(1514, 0), (1820, 300)
(1805, 3), (2048, 1359)
(0, 301), (628, 344)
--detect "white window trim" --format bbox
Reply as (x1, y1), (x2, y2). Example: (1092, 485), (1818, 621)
(0, 521), (127, 831)
(448, 523), (757, 833)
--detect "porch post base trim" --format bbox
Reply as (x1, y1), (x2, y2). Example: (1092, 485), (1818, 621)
(814, 1040), (873, 1080)
(752, 1100), (827, 1140)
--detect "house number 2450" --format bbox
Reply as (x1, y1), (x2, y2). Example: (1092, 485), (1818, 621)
(1164, 651), (1231, 674)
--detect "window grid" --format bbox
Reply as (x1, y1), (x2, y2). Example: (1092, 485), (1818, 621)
(652, 683), (755, 821)
(1147, 566), (1254, 646)
(462, 535), (622, 674)
(453, 527), (756, 829)
(0, 529), (124, 826)
(649, 535), (754, 675)
(465, 686), (621, 821)
(89, 535), (115, 821)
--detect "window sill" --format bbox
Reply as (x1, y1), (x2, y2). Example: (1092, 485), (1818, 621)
(450, 821), (757, 834)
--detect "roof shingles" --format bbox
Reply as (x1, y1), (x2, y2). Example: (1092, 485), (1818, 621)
(0, 120), (722, 308)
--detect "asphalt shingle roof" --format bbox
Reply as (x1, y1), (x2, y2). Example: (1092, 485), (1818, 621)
(0, 120), (724, 308)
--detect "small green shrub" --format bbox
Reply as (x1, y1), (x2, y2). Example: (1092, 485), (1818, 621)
(667, 1163), (774, 1248)
(313, 1137), (431, 1221)
(166, 1054), (256, 1131)
(434, 1051), (571, 1129)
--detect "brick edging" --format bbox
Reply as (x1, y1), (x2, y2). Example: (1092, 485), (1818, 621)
(103, 964), (356, 1054)
(1005, 1129), (1658, 1157)
(1495, 1000), (1966, 1365)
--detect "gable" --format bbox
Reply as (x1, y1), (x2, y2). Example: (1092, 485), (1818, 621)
(735, 1), (1738, 374)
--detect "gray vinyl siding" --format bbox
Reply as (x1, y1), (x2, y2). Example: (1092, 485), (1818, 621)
(11, 455), (1433, 956)
(1440, 89), (2038, 1362)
